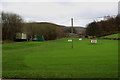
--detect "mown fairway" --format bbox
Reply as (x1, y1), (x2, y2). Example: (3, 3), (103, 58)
(2, 38), (118, 78)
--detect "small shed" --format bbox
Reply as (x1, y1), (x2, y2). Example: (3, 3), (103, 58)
(15, 33), (27, 41)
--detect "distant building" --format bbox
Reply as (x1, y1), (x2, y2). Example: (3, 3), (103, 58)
(104, 16), (111, 20)
(15, 33), (27, 41)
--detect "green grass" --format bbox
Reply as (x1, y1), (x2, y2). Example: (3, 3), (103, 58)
(2, 38), (118, 78)
(101, 33), (120, 38)
(0, 43), (2, 78)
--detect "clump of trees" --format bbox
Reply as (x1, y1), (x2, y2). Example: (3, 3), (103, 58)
(24, 22), (66, 40)
(86, 15), (120, 37)
(1, 12), (23, 40)
(1, 12), (66, 41)
(86, 22), (100, 36)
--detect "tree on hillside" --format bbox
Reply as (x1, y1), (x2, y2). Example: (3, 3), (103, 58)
(1, 12), (23, 40)
(115, 15), (120, 33)
(24, 22), (65, 40)
(86, 22), (100, 36)
(86, 15), (120, 37)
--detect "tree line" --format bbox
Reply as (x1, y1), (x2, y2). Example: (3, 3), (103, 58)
(1, 12), (67, 41)
(24, 22), (66, 40)
(86, 15), (120, 37)
(2, 11), (119, 41)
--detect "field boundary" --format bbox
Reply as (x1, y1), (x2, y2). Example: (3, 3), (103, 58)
(100, 38), (120, 40)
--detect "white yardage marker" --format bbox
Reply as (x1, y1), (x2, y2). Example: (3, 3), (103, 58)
(79, 38), (82, 40)
(68, 39), (72, 42)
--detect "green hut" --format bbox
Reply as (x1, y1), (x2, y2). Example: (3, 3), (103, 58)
(33, 35), (44, 41)
(36, 35), (45, 41)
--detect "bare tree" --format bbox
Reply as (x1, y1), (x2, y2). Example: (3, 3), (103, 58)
(1, 12), (23, 41)
(24, 22), (65, 40)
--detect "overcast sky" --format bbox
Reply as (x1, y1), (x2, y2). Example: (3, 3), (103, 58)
(0, 0), (119, 27)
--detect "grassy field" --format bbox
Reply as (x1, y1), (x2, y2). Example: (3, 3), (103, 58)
(2, 38), (118, 78)
(0, 44), (2, 78)
(101, 33), (120, 38)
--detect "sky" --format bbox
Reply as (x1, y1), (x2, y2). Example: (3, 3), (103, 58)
(0, 0), (119, 27)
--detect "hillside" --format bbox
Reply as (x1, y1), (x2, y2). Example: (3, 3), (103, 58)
(23, 22), (65, 40)
(101, 33), (119, 38)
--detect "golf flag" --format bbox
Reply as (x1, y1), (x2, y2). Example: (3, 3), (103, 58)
(91, 40), (97, 43)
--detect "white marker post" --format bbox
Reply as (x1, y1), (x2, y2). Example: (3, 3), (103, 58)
(68, 39), (72, 42)
(79, 38), (82, 40)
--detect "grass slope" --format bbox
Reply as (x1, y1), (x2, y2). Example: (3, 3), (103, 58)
(0, 44), (2, 77)
(2, 38), (118, 78)
(101, 33), (120, 38)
